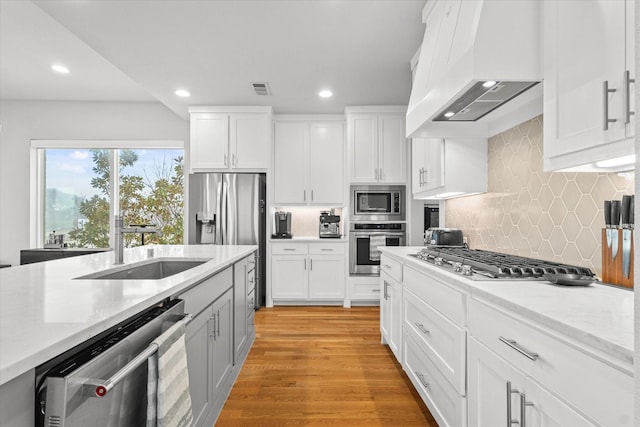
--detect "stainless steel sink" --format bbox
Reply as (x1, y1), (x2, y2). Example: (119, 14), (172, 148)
(76, 258), (211, 280)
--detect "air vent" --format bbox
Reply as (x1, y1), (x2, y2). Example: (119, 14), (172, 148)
(251, 82), (271, 96)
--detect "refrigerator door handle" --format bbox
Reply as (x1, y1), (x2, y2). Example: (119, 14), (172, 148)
(215, 178), (223, 245)
(253, 175), (260, 245)
(226, 174), (237, 244)
(221, 180), (228, 244)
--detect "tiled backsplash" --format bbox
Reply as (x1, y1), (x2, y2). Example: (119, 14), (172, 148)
(445, 115), (634, 277)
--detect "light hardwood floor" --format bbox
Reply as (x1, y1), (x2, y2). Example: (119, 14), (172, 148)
(216, 306), (438, 426)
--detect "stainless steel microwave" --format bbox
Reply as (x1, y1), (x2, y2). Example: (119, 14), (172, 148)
(350, 185), (405, 221)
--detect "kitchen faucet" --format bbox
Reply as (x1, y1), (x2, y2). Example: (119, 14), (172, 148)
(114, 214), (162, 264)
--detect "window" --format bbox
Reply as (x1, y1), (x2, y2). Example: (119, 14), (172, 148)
(35, 141), (184, 248)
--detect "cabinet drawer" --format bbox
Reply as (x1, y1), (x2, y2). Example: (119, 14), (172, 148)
(309, 243), (346, 255)
(379, 255), (402, 282)
(469, 298), (633, 426)
(178, 267), (232, 316)
(351, 282), (381, 299)
(271, 243), (308, 255)
(403, 265), (466, 326)
(404, 331), (467, 427)
(404, 288), (466, 395)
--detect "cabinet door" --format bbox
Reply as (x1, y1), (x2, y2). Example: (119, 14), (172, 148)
(271, 255), (308, 299)
(211, 289), (233, 400)
(468, 338), (526, 427)
(349, 115), (378, 182)
(308, 122), (344, 205)
(388, 278), (402, 360)
(523, 379), (597, 427)
(425, 138), (443, 191)
(190, 113), (229, 171)
(274, 121), (308, 204)
(185, 307), (214, 426)
(380, 275), (392, 344)
(308, 255), (345, 299)
(543, 0), (626, 159)
(231, 113), (269, 170)
(378, 114), (406, 183)
(412, 138), (428, 195)
(233, 259), (248, 362)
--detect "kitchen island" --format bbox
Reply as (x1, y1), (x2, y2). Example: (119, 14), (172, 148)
(379, 246), (634, 427)
(0, 244), (257, 427)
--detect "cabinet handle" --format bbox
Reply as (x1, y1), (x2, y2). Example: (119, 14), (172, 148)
(520, 393), (534, 427)
(383, 281), (389, 300)
(372, 289), (380, 292)
(283, 248), (296, 251)
(506, 381), (520, 426)
(499, 336), (539, 361)
(624, 70), (635, 124)
(310, 258), (313, 270)
(208, 317), (215, 339)
(311, 189), (314, 201)
(603, 80), (618, 130)
(216, 312), (220, 337)
(414, 322), (430, 335)
(224, 154), (228, 166)
(211, 315), (217, 341)
(419, 167), (425, 186)
(415, 371), (430, 389)
(321, 248), (333, 251)
(304, 190), (306, 201)
(304, 258), (307, 270)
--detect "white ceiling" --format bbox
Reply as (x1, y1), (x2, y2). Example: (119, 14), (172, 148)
(0, 0), (425, 119)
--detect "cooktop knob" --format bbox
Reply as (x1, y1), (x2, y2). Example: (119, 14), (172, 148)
(434, 257), (444, 266)
(462, 265), (473, 276)
(453, 262), (463, 272)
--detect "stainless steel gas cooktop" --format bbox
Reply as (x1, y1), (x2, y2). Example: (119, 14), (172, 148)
(410, 247), (596, 284)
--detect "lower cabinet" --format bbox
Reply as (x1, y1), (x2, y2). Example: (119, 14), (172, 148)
(185, 287), (233, 427)
(468, 338), (596, 427)
(380, 270), (402, 360)
(233, 253), (257, 363)
(271, 242), (346, 302)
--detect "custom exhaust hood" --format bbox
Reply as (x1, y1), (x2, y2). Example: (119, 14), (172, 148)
(407, 0), (542, 138)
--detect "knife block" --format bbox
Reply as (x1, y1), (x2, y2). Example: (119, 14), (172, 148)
(601, 229), (634, 288)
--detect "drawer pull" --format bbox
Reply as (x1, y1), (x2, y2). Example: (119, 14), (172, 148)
(499, 336), (539, 361)
(414, 322), (430, 335)
(371, 289), (380, 292)
(283, 248), (296, 251)
(321, 248), (333, 251)
(382, 264), (392, 269)
(415, 372), (430, 389)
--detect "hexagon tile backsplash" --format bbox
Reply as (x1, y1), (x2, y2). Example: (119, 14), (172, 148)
(445, 115), (634, 278)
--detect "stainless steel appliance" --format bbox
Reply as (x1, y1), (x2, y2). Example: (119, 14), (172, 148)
(349, 223), (406, 275)
(188, 173), (266, 307)
(350, 185), (405, 222)
(424, 227), (464, 247)
(36, 299), (186, 426)
(319, 211), (341, 238)
(272, 211), (292, 238)
(410, 247), (596, 285)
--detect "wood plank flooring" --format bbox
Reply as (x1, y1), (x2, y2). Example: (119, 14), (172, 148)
(216, 306), (438, 426)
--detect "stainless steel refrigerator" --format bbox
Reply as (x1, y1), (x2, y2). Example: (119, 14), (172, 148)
(188, 173), (266, 308)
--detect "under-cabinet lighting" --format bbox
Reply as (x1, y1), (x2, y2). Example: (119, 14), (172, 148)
(435, 192), (465, 198)
(444, 111), (455, 118)
(51, 64), (70, 74)
(318, 90), (333, 98)
(482, 80), (497, 88)
(595, 154), (636, 168)
(175, 89), (191, 97)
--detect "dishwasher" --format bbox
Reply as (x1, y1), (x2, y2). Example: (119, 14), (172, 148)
(35, 298), (188, 427)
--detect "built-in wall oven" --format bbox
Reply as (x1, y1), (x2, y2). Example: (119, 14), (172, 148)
(350, 185), (405, 222)
(349, 223), (406, 275)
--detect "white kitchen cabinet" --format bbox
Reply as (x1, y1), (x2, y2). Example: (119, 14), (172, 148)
(543, 0), (635, 171)
(411, 137), (487, 199)
(233, 253), (256, 363)
(273, 119), (344, 205)
(468, 338), (596, 427)
(189, 107), (272, 173)
(380, 271), (402, 361)
(271, 242), (346, 302)
(346, 108), (407, 184)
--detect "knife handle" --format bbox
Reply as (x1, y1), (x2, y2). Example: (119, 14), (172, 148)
(621, 196), (631, 227)
(611, 200), (621, 227)
(604, 200), (612, 227)
(630, 195), (634, 229)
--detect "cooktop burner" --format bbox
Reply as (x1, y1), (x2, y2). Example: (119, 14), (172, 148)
(410, 247), (595, 281)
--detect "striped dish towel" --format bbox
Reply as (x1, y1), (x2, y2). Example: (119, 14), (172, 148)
(147, 320), (194, 427)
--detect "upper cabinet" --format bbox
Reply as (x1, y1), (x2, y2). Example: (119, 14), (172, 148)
(412, 137), (487, 200)
(188, 107), (272, 173)
(543, 0), (635, 172)
(273, 118), (345, 206)
(346, 107), (407, 184)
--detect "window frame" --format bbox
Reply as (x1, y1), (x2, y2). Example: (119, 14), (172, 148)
(30, 140), (184, 249)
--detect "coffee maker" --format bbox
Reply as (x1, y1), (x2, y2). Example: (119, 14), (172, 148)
(319, 211), (341, 238)
(272, 211), (292, 238)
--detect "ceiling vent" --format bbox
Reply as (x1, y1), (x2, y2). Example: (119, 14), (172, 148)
(251, 82), (271, 96)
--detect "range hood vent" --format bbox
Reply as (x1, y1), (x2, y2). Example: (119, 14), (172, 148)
(433, 81), (539, 122)
(407, 0), (542, 136)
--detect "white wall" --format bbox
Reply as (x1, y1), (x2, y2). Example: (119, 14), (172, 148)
(0, 100), (188, 266)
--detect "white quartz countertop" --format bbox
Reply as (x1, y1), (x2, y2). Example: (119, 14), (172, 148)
(0, 244), (256, 386)
(380, 247), (634, 370)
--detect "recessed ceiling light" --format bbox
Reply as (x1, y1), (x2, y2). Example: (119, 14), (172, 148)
(175, 89), (191, 97)
(318, 90), (333, 98)
(482, 80), (497, 88)
(51, 64), (70, 74)
(444, 111), (455, 118)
